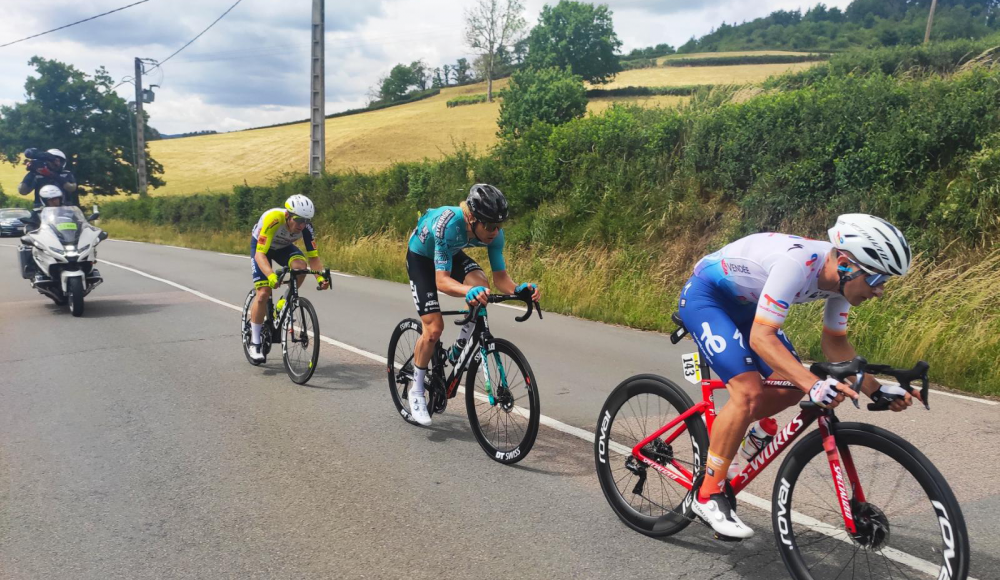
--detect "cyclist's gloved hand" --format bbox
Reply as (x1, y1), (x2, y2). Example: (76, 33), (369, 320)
(466, 285), (489, 305)
(516, 282), (540, 301)
(810, 377), (847, 408)
(267, 273), (279, 289)
(871, 383), (913, 412)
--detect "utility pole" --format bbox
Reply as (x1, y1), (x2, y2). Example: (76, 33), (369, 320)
(309, 0), (325, 177)
(134, 57), (148, 196)
(924, 0), (938, 44)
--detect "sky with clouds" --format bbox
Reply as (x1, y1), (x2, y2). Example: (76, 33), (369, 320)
(0, 0), (853, 134)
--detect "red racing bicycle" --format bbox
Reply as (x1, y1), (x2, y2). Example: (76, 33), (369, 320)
(594, 313), (969, 580)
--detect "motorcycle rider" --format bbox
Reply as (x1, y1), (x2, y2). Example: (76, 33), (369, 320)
(18, 148), (78, 208)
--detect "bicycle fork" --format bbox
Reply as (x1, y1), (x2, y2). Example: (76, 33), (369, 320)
(818, 416), (862, 536)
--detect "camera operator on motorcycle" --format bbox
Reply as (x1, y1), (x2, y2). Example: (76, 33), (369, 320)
(18, 148), (78, 208)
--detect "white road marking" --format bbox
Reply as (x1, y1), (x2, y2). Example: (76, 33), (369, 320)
(97, 257), (970, 579)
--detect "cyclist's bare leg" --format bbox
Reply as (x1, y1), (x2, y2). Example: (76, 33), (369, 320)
(289, 256), (308, 289)
(415, 312), (444, 369)
(250, 285), (271, 325)
(464, 269), (489, 289)
(698, 370), (763, 499)
(751, 372), (807, 418)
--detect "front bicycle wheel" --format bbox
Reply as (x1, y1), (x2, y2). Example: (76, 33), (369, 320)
(465, 338), (539, 464)
(282, 296), (320, 384)
(387, 318), (424, 424)
(774, 422), (969, 580)
(594, 374), (709, 538)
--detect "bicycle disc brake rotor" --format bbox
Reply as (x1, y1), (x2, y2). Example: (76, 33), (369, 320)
(850, 500), (890, 550)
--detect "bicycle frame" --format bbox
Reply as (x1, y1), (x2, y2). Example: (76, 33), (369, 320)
(630, 357), (865, 535)
(435, 307), (503, 401)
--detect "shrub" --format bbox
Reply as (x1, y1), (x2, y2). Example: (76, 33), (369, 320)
(497, 67), (587, 139)
(446, 94), (488, 107)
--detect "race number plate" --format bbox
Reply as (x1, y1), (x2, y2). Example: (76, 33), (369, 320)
(681, 352), (701, 384)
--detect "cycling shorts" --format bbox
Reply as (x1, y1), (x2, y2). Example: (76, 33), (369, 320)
(677, 275), (800, 384)
(250, 237), (307, 288)
(407, 249), (483, 315)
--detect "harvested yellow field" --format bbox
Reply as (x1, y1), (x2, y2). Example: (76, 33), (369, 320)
(0, 161), (25, 204)
(599, 61), (819, 89)
(656, 50), (813, 64)
(0, 52), (820, 197)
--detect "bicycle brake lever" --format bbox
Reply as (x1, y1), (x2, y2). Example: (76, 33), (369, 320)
(535, 301), (543, 320)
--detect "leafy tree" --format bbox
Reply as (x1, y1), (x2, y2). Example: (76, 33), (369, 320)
(378, 63), (419, 102)
(411, 60), (430, 91)
(442, 64), (452, 85)
(455, 58), (472, 84)
(465, 0), (528, 101)
(525, 1), (622, 84)
(0, 57), (164, 195)
(432, 67), (444, 89)
(497, 66), (586, 139)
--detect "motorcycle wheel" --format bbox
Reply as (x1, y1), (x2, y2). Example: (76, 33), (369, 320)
(67, 277), (84, 317)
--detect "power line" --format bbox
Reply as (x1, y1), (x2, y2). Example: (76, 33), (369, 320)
(0, 0), (152, 49)
(146, 0), (244, 72)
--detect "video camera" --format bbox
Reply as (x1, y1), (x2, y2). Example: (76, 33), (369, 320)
(24, 148), (60, 173)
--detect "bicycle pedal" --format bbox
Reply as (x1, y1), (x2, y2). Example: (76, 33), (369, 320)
(713, 532), (743, 543)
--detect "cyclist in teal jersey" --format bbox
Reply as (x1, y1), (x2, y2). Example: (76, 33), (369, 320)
(404, 184), (541, 426)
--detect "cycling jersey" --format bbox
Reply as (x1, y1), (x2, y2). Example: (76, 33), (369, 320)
(690, 233), (849, 335)
(252, 208), (318, 257)
(678, 233), (849, 383)
(407, 206), (506, 272)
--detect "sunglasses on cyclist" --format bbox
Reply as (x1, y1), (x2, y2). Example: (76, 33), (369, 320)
(291, 215), (311, 225)
(843, 256), (891, 287)
(478, 221), (501, 233)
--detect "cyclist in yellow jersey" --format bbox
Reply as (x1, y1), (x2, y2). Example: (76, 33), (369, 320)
(247, 194), (330, 362)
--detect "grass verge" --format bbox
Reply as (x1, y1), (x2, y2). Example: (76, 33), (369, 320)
(101, 219), (1000, 396)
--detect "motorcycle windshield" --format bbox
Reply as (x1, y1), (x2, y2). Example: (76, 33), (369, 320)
(40, 206), (86, 246)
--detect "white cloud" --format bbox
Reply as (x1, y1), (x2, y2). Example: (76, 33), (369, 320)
(0, 0), (853, 134)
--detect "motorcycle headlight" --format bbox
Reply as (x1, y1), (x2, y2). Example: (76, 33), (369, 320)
(47, 245), (65, 255)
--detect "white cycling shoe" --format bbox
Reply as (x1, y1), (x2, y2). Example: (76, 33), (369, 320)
(690, 492), (755, 539)
(248, 343), (265, 363)
(408, 390), (432, 426)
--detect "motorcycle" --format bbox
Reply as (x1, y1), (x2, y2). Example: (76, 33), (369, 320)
(18, 206), (108, 317)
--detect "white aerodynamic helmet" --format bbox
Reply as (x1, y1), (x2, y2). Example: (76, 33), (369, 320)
(828, 213), (911, 276)
(284, 194), (315, 219)
(46, 149), (66, 161)
(39, 184), (63, 201)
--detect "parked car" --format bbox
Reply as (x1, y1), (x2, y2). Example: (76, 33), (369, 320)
(0, 208), (33, 237)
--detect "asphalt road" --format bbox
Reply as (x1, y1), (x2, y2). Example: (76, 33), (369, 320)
(2, 239), (997, 579)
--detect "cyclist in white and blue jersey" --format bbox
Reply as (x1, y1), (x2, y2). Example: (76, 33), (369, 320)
(678, 214), (920, 539)
(404, 184), (541, 426)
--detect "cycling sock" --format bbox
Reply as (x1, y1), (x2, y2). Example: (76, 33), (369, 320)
(251, 323), (263, 345)
(412, 365), (427, 395)
(457, 321), (475, 343)
(699, 450), (733, 502)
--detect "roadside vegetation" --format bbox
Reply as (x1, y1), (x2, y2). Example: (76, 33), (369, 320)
(100, 34), (1000, 395)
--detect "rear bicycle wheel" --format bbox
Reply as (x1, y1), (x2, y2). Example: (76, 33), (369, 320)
(282, 296), (320, 384)
(465, 338), (539, 464)
(594, 374), (708, 537)
(387, 318), (424, 424)
(774, 423), (969, 580)
(241, 288), (263, 365)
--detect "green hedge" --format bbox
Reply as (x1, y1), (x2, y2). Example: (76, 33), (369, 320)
(620, 58), (657, 71)
(586, 85), (706, 98)
(446, 94), (488, 108)
(663, 53), (830, 67)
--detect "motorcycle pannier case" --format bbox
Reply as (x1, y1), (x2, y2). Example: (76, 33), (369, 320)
(18, 245), (35, 279)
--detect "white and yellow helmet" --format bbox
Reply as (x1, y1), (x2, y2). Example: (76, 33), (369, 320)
(284, 194), (315, 219)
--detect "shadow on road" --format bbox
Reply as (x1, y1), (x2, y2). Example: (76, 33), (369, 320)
(77, 298), (169, 318)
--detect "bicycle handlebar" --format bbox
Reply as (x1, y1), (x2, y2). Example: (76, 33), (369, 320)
(454, 289), (543, 326)
(808, 357), (930, 411)
(273, 267), (332, 291)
